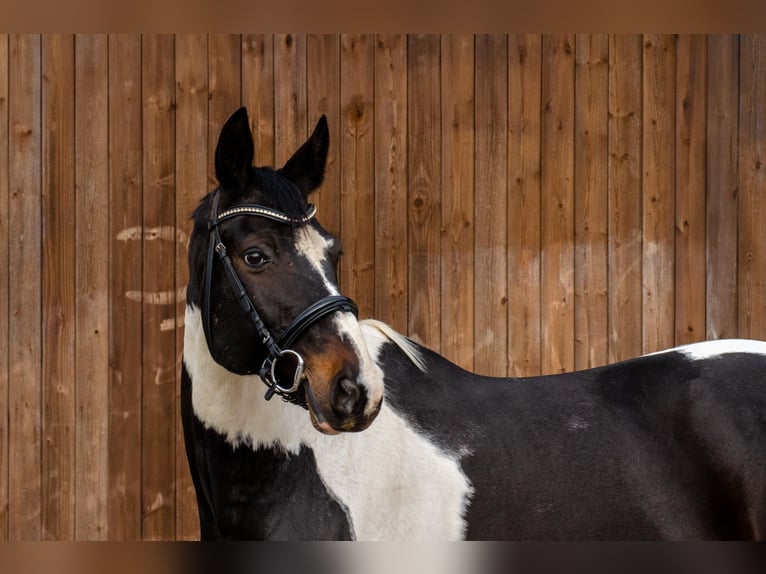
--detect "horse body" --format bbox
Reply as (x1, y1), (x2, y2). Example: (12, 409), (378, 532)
(182, 107), (766, 540)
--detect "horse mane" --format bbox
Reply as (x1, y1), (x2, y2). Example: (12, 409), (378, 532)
(360, 319), (427, 373)
(254, 167), (311, 225)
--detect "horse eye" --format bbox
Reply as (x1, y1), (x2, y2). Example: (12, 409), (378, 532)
(243, 249), (269, 269)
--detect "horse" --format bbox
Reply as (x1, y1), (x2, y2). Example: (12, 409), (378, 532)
(182, 107), (766, 540)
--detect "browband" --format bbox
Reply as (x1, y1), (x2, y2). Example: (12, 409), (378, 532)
(209, 203), (317, 230)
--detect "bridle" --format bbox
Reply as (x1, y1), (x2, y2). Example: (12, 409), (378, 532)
(202, 188), (358, 408)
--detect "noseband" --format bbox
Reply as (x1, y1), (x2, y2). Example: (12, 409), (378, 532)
(202, 189), (358, 408)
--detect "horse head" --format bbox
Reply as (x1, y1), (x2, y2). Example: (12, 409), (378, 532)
(186, 107), (383, 435)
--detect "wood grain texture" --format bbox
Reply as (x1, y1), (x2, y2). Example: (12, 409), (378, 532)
(474, 34), (508, 377)
(8, 33), (42, 541)
(374, 34), (408, 333)
(642, 34), (676, 354)
(675, 35), (707, 345)
(208, 34), (241, 188)
(739, 35), (766, 339)
(0, 33), (10, 541)
(141, 34), (176, 540)
(174, 33), (207, 541)
(107, 34), (143, 541)
(275, 34), (307, 166)
(407, 35), (441, 350)
(339, 35), (375, 316)
(608, 34), (643, 362)
(574, 34), (609, 370)
(440, 34), (475, 371)
(706, 35), (739, 340)
(243, 34), (275, 167)
(307, 34), (341, 240)
(541, 34), (575, 374)
(74, 34), (109, 540)
(508, 34), (542, 377)
(41, 34), (76, 540)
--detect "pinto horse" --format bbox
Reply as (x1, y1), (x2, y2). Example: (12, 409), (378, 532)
(182, 107), (766, 540)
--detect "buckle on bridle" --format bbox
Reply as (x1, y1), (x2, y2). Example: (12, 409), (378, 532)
(261, 349), (305, 401)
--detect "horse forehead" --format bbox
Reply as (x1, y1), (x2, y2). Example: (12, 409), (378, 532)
(293, 225), (339, 293)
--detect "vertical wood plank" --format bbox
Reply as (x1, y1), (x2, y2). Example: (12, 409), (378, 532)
(474, 34), (508, 377)
(739, 35), (766, 340)
(374, 34), (408, 333)
(642, 34), (676, 354)
(675, 35), (707, 345)
(242, 34), (275, 167)
(275, 34), (307, 166)
(108, 34), (143, 540)
(508, 34), (542, 377)
(541, 34), (575, 374)
(74, 34), (109, 540)
(174, 33), (207, 541)
(340, 35), (375, 315)
(8, 33), (42, 541)
(141, 34), (176, 541)
(574, 33), (609, 370)
(41, 33), (75, 540)
(706, 35), (739, 339)
(307, 35), (341, 240)
(440, 34), (475, 371)
(0, 32), (10, 541)
(608, 34), (643, 362)
(208, 34), (241, 187)
(407, 35), (441, 349)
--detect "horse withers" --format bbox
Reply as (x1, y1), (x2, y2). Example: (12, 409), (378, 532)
(182, 107), (766, 540)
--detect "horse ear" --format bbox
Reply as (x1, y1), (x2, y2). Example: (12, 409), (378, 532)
(280, 115), (329, 196)
(215, 107), (254, 189)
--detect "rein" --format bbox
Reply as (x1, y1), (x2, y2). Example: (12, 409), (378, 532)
(202, 189), (358, 408)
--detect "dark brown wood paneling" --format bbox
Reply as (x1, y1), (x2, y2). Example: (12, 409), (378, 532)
(608, 34), (643, 362)
(0, 32), (11, 541)
(440, 34), (475, 370)
(41, 34), (75, 541)
(508, 34), (542, 377)
(675, 35), (708, 346)
(474, 34), (508, 377)
(74, 34), (109, 540)
(706, 35), (739, 340)
(574, 33), (609, 370)
(340, 34), (375, 317)
(407, 34), (441, 351)
(541, 34), (575, 374)
(739, 35), (766, 340)
(374, 34), (408, 333)
(107, 34), (143, 541)
(307, 34), (341, 241)
(174, 33), (207, 542)
(8, 33), (42, 541)
(141, 34), (176, 541)
(642, 34), (676, 354)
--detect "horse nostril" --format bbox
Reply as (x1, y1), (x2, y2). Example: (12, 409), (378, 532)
(332, 377), (363, 419)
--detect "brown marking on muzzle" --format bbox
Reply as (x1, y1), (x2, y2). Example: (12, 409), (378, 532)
(300, 335), (369, 433)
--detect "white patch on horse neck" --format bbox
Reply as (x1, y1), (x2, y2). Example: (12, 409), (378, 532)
(184, 305), (312, 453)
(306, 404), (474, 540)
(184, 306), (472, 539)
(646, 338), (766, 361)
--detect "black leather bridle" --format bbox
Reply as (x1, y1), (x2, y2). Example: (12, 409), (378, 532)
(202, 189), (358, 408)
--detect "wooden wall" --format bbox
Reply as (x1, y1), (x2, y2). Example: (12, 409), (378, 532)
(0, 34), (764, 540)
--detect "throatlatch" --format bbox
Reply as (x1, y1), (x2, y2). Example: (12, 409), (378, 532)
(202, 189), (358, 408)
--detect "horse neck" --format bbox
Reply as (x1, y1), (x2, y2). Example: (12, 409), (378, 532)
(183, 304), (313, 452)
